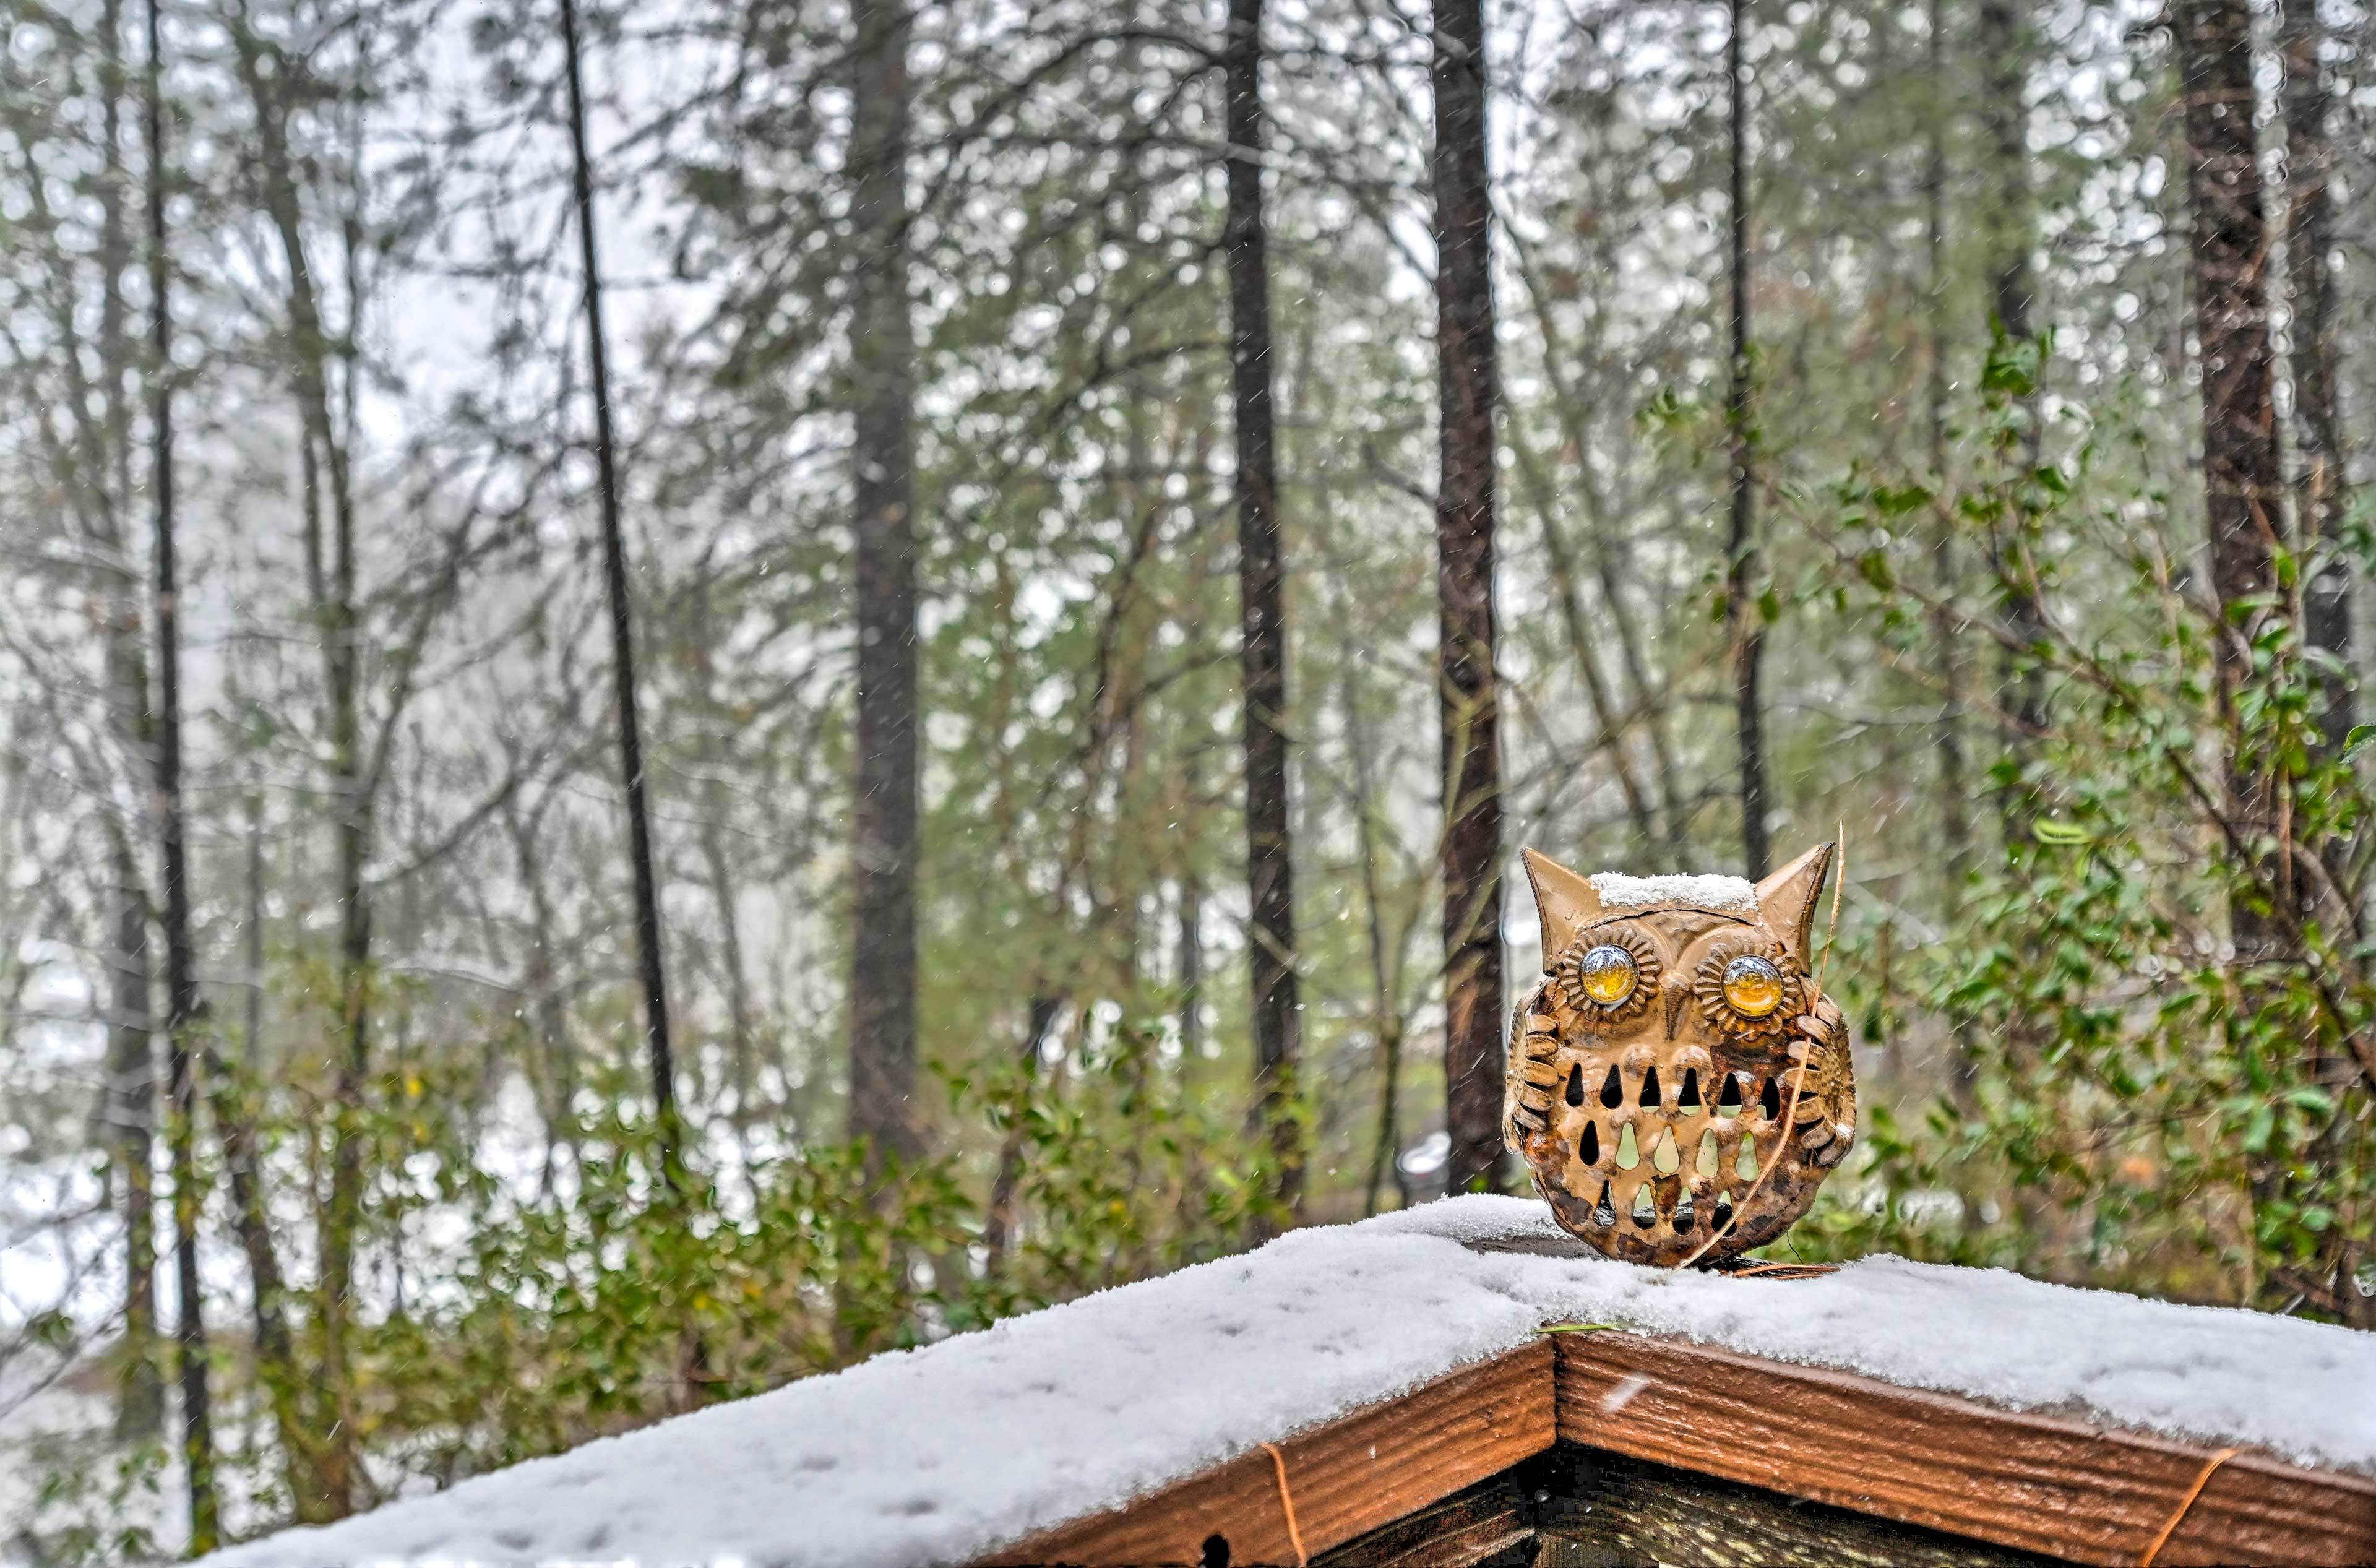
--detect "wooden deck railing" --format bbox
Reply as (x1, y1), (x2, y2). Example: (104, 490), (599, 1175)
(989, 1330), (2376, 1567)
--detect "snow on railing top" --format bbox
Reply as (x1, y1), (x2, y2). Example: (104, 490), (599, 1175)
(200, 1195), (2376, 1568)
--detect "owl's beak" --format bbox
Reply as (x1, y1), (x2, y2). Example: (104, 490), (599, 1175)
(1661, 973), (1690, 1040)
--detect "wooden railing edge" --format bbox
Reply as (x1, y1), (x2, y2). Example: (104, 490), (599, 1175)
(1552, 1330), (2376, 1568)
(980, 1336), (1557, 1566)
(973, 1325), (2376, 1567)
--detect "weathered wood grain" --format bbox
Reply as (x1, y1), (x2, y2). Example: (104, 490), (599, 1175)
(1308, 1473), (1534, 1567)
(1309, 1443), (2050, 1568)
(983, 1338), (1556, 1567)
(978, 1307), (2375, 1567)
(1552, 1331), (2376, 1567)
(1527, 1443), (2057, 1567)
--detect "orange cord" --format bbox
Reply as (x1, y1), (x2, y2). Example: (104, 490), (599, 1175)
(2138, 1447), (2238, 1567)
(1676, 824), (1848, 1272)
(1259, 1441), (1309, 1567)
(1728, 1262), (1839, 1280)
(1674, 1053), (1812, 1269)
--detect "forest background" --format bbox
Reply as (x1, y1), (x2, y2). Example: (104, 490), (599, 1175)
(2, 0), (2372, 1557)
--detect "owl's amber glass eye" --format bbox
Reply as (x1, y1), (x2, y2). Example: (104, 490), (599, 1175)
(1575, 944), (1638, 1007)
(1721, 955), (1785, 1018)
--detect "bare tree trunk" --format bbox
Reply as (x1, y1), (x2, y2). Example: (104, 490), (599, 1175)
(2281, 0), (2353, 760)
(203, 1040), (321, 1520)
(1431, 0), (1506, 1195)
(95, 0), (135, 529)
(1177, 756), (1203, 1064)
(82, 0), (165, 1444)
(509, 796), (580, 1168)
(1924, 0), (1971, 900)
(2280, 0), (2361, 1322)
(557, 0), (684, 1195)
(1725, 0), (1770, 879)
(293, 420), (371, 1272)
(679, 577), (756, 1134)
(321, 416), (369, 1499)
(1223, 0), (1302, 1228)
(2176, 0), (2288, 964)
(845, 0), (922, 1170)
(242, 788), (264, 1065)
(700, 811), (756, 1126)
(1978, 0), (2049, 835)
(105, 832), (163, 1440)
(225, 16), (370, 1497)
(1926, 0), (1981, 1107)
(983, 994), (1061, 1273)
(144, 4), (217, 1539)
(1344, 667), (1406, 1218)
(1978, 0), (2038, 345)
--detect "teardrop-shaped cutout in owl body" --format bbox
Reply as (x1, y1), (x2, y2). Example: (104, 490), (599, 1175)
(1650, 1126), (1681, 1175)
(1502, 845), (1857, 1267)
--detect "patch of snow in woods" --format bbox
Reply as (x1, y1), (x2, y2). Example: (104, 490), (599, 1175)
(1587, 871), (1758, 914)
(198, 1195), (2376, 1568)
(0, 1376), (187, 1566)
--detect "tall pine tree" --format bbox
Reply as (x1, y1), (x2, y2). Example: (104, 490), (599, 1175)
(1431, 0), (1505, 1195)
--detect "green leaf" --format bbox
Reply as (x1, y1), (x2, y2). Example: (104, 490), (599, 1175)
(1873, 483), (1931, 516)
(1982, 334), (2039, 397)
(2033, 819), (2091, 845)
(2343, 724), (2376, 763)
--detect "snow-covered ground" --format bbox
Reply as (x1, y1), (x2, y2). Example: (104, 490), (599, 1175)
(196, 1194), (2376, 1568)
(0, 1374), (186, 1566)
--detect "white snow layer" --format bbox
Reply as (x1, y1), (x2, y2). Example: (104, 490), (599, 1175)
(199, 1195), (2376, 1568)
(1588, 871), (1759, 915)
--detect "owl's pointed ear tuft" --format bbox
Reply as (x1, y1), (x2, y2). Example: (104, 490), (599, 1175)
(1755, 842), (1836, 965)
(1522, 849), (1604, 967)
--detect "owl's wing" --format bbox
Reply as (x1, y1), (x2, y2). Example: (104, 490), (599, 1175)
(1786, 993), (1857, 1169)
(1504, 980), (1560, 1150)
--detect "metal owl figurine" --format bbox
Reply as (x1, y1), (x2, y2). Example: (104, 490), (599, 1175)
(1503, 843), (1856, 1267)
